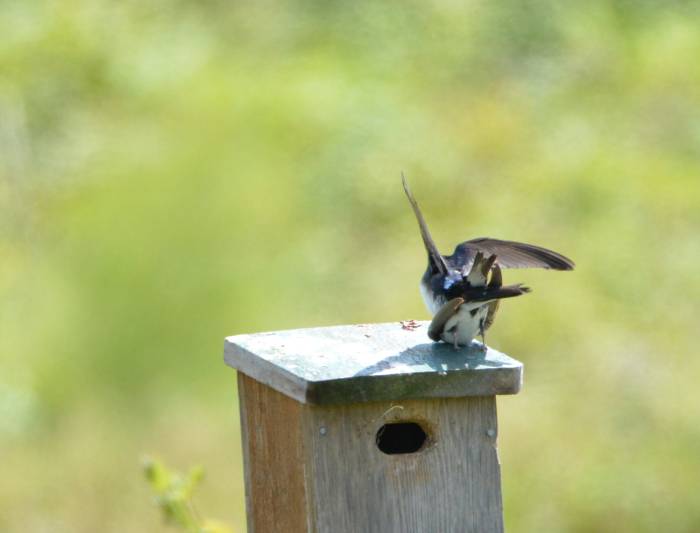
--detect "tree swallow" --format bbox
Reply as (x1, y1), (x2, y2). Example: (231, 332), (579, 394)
(402, 175), (575, 349)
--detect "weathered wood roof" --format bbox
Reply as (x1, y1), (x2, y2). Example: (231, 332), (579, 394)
(224, 321), (523, 405)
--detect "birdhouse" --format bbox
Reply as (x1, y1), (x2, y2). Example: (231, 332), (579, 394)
(224, 321), (523, 533)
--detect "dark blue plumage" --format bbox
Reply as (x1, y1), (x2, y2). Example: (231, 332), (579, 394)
(403, 175), (574, 348)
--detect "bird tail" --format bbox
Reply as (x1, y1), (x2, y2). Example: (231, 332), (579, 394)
(467, 283), (531, 303)
(464, 251), (497, 286)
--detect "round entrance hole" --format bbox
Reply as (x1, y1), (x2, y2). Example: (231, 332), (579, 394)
(375, 422), (428, 455)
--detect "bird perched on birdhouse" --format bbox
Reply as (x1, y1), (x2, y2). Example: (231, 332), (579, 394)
(402, 175), (574, 348)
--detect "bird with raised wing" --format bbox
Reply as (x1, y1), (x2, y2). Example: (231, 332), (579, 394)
(402, 175), (574, 349)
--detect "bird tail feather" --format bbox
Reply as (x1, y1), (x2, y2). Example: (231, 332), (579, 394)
(468, 284), (531, 303)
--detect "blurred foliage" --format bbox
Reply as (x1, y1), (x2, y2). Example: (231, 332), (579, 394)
(1, 0), (700, 532)
(143, 458), (234, 533)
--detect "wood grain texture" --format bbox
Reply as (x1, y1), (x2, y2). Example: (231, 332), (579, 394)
(237, 373), (309, 533)
(237, 372), (504, 533)
(306, 396), (504, 533)
(225, 322), (523, 405)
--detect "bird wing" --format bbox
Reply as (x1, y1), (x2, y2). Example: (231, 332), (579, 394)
(484, 301), (499, 331)
(483, 264), (502, 332)
(402, 174), (449, 275)
(428, 297), (464, 341)
(453, 238), (575, 270)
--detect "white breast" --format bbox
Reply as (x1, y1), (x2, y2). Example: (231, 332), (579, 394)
(440, 304), (488, 347)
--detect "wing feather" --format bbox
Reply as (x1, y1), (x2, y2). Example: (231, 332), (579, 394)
(428, 297), (464, 341)
(452, 238), (575, 270)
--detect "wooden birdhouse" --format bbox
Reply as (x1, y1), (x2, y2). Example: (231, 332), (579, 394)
(224, 321), (523, 533)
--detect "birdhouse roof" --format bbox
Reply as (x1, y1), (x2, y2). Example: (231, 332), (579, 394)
(224, 321), (523, 405)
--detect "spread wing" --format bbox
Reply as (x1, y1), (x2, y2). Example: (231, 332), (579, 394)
(483, 264), (502, 332)
(451, 238), (575, 271)
(402, 174), (449, 275)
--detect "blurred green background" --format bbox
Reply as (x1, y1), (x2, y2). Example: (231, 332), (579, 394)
(2, 1), (700, 531)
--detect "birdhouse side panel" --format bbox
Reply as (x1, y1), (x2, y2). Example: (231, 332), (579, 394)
(304, 396), (504, 533)
(237, 372), (310, 533)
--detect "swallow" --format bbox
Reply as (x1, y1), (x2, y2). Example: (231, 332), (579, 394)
(402, 175), (574, 349)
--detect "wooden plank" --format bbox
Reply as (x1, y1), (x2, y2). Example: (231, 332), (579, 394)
(305, 396), (504, 533)
(225, 322), (523, 405)
(237, 372), (505, 532)
(237, 372), (309, 533)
